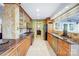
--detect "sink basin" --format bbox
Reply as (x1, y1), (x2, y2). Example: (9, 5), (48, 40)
(0, 40), (9, 51)
(0, 40), (9, 45)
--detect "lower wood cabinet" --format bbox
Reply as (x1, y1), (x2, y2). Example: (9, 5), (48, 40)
(51, 36), (57, 52)
(7, 48), (18, 56)
(47, 33), (52, 45)
(57, 39), (70, 56)
(1, 46), (18, 56)
(47, 33), (57, 54)
(17, 39), (27, 56)
(47, 33), (70, 56)
(1, 35), (31, 56)
(17, 36), (31, 56)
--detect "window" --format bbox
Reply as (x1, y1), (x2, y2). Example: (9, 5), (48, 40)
(55, 23), (59, 29)
(69, 24), (74, 31)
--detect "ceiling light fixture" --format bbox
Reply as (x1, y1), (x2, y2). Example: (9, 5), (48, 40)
(65, 6), (69, 9)
(36, 8), (40, 12)
(38, 25), (40, 28)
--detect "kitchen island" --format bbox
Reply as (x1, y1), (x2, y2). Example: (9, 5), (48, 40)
(47, 32), (79, 56)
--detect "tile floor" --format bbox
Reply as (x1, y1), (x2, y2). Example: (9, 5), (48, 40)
(26, 36), (56, 56)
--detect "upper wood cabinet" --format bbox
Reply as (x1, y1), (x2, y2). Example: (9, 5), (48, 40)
(19, 7), (23, 29)
(45, 17), (54, 33)
(19, 6), (32, 35)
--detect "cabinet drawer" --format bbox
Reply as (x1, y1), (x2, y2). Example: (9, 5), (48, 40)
(57, 39), (70, 56)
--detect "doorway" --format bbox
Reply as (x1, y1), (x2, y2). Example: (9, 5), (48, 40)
(32, 20), (45, 40)
(0, 24), (2, 39)
(44, 23), (47, 40)
(37, 30), (41, 35)
(62, 24), (68, 36)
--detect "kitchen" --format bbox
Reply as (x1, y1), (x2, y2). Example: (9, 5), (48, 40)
(0, 3), (79, 56)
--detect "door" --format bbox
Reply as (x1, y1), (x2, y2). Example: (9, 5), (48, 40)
(0, 24), (2, 39)
(63, 24), (68, 36)
(44, 24), (47, 40)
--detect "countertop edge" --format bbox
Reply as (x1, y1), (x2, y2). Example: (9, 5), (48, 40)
(48, 32), (79, 45)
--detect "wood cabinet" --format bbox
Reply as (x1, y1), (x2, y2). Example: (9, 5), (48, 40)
(51, 36), (57, 52)
(6, 48), (18, 56)
(47, 33), (70, 56)
(17, 36), (31, 56)
(17, 39), (27, 56)
(47, 33), (57, 53)
(1, 35), (31, 56)
(45, 17), (54, 33)
(1, 47), (18, 56)
(47, 33), (52, 45)
(57, 39), (70, 56)
(19, 6), (32, 35)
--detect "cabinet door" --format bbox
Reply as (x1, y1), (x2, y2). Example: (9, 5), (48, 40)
(17, 40), (26, 56)
(25, 37), (31, 55)
(51, 36), (57, 52)
(1, 48), (17, 56)
(57, 40), (70, 56)
(1, 46), (18, 56)
(47, 33), (50, 44)
(57, 39), (62, 55)
(62, 41), (70, 56)
(47, 33), (52, 45)
(7, 48), (18, 56)
(17, 36), (31, 56)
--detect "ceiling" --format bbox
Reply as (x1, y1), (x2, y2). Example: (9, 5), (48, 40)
(21, 3), (76, 19)
(60, 13), (79, 23)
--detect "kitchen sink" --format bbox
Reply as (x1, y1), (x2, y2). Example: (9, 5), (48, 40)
(0, 39), (9, 51)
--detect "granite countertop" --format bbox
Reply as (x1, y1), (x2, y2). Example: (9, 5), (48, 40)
(50, 33), (79, 45)
(0, 39), (16, 55)
(0, 40), (9, 45)
(0, 32), (33, 55)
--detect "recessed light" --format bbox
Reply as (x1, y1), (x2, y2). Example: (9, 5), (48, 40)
(38, 25), (40, 28)
(36, 8), (40, 12)
(65, 6), (69, 9)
